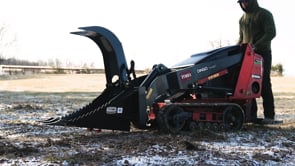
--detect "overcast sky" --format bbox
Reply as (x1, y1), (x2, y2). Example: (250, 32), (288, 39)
(1, 0), (294, 75)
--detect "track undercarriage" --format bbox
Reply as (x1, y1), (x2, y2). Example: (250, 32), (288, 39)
(154, 101), (246, 134)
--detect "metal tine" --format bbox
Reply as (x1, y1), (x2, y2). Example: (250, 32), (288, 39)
(37, 117), (55, 123)
(46, 119), (68, 126)
(39, 117), (55, 123)
(41, 117), (61, 124)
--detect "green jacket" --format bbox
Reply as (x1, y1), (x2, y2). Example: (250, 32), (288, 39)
(238, 0), (276, 53)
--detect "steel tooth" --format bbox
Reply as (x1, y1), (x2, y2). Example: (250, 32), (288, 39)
(39, 117), (55, 123)
(41, 117), (61, 124)
(46, 118), (68, 126)
(65, 88), (126, 123)
(60, 87), (119, 122)
(54, 97), (105, 123)
(62, 96), (101, 121)
(68, 101), (104, 122)
(39, 117), (56, 123)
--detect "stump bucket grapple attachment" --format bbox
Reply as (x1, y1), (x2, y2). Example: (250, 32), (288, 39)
(42, 26), (263, 133)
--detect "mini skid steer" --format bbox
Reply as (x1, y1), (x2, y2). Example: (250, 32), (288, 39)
(42, 26), (263, 133)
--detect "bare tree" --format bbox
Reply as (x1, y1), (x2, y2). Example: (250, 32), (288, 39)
(271, 63), (284, 76)
(47, 59), (55, 67)
(0, 23), (17, 63)
(209, 38), (231, 49)
(55, 58), (62, 68)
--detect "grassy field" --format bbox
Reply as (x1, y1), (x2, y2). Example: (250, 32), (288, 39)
(1, 74), (295, 92)
(0, 74), (106, 92)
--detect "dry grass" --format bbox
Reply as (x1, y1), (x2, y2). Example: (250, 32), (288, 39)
(0, 74), (106, 92)
(1, 74), (294, 93)
(271, 76), (295, 92)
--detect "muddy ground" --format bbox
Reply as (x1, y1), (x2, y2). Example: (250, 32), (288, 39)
(0, 74), (295, 165)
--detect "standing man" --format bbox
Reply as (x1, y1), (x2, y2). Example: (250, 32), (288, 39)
(237, 0), (278, 124)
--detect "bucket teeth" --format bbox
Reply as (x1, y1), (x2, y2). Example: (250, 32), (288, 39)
(40, 86), (131, 130)
(41, 118), (61, 124)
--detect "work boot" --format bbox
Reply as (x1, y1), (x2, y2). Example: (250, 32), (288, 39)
(251, 117), (263, 124)
(261, 118), (275, 124)
(261, 118), (283, 125)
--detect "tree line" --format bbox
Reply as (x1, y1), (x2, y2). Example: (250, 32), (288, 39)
(0, 56), (39, 66)
(0, 56), (285, 76)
